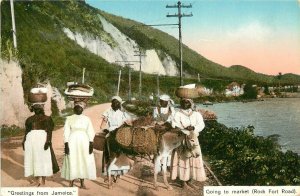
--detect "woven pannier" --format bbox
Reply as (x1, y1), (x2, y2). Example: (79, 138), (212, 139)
(116, 127), (133, 148)
(28, 93), (47, 103)
(175, 88), (199, 99)
(93, 133), (106, 151)
(132, 127), (157, 154)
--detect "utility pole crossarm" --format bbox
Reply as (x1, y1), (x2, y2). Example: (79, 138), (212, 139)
(166, 4), (177, 8)
(182, 13), (193, 17)
(167, 14), (179, 17)
(181, 4), (192, 8)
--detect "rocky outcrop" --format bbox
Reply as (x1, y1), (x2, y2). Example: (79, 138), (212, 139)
(63, 14), (179, 76)
(0, 60), (66, 127)
(0, 60), (31, 127)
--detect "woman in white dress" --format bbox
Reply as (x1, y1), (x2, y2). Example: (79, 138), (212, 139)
(171, 98), (207, 189)
(23, 103), (59, 186)
(61, 101), (96, 188)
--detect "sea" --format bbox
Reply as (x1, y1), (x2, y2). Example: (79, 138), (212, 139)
(198, 98), (300, 155)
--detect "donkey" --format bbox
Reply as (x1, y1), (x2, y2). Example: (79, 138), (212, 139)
(104, 128), (202, 190)
(153, 129), (202, 191)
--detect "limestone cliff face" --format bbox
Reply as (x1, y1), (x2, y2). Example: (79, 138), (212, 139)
(63, 15), (179, 76)
(0, 60), (31, 127)
(0, 60), (66, 127)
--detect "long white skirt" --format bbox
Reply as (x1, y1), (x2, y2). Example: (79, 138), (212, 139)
(171, 149), (207, 182)
(61, 131), (96, 180)
(24, 130), (53, 177)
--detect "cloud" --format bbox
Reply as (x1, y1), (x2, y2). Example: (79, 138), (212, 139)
(227, 21), (271, 42)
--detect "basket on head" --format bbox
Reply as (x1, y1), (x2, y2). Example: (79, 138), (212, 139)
(64, 82), (94, 102)
(28, 87), (47, 103)
(175, 84), (199, 99)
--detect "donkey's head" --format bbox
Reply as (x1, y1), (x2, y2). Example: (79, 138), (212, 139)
(183, 130), (201, 158)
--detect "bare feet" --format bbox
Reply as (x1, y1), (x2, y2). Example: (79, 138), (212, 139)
(182, 181), (193, 190)
(41, 177), (46, 185)
(80, 179), (87, 189)
(186, 181), (197, 189)
(69, 180), (74, 187)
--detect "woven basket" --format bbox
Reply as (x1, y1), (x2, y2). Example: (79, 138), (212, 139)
(116, 127), (133, 147)
(28, 93), (47, 103)
(93, 133), (106, 151)
(132, 127), (157, 154)
(175, 88), (199, 98)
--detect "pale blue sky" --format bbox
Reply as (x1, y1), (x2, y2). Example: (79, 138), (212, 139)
(86, 0), (300, 75)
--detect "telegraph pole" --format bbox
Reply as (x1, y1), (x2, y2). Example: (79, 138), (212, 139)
(134, 47), (146, 98)
(167, 1), (192, 86)
(10, 0), (17, 49)
(156, 73), (160, 98)
(115, 60), (139, 100)
(126, 63), (134, 101)
(117, 69), (122, 96)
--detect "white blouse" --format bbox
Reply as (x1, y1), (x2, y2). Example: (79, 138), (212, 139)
(102, 108), (131, 131)
(63, 114), (95, 143)
(172, 109), (205, 134)
(153, 106), (175, 122)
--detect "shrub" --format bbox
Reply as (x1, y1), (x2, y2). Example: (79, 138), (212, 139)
(199, 121), (300, 185)
(1, 125), (24, 138)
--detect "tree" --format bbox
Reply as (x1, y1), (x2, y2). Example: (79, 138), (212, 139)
(263, 85), (270, 95)
(242, 84), (258, 99)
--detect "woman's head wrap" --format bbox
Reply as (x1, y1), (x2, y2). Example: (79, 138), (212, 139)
(111, 96), (124, 104)
(159, 94), (175, 105)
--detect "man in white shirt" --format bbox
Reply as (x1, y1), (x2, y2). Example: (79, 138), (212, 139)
(100, 96), (132, 182)
(101, 96), (131, 134)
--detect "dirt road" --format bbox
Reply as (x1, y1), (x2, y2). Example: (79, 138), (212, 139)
(1, 103), (214, 196)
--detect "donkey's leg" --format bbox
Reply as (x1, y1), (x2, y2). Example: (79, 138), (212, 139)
(107, 157), (117, 189)
(162, 156), (173, 191)
(153, 155), (161, 191)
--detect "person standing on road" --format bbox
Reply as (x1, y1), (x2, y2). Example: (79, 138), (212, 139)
(170, 98), (207, 189)
(23, 103), (59, 186)
(61, 101), (96, 189)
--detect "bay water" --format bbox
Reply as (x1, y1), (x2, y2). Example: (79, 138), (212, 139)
(198, 98), (300, 154)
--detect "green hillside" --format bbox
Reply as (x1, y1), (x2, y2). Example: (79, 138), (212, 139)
(1, 1), (299, 104)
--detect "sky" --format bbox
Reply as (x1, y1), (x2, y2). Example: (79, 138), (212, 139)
(86, 0), (300, 76)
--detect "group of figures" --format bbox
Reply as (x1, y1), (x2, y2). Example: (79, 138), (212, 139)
(23, 89), (207, 190)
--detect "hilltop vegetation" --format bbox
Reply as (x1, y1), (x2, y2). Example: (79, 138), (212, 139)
(1, 1), (299, 104)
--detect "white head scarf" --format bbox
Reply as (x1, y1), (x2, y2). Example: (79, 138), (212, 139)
(159, 94), (175, 106)
(111, 95), (123, 104)
(31, 102), (45, 107)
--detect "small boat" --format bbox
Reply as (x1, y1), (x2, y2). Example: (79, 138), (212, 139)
(203, 101), (213, 106)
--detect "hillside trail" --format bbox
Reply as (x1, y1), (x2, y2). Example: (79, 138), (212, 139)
(1, 103), (215, 196)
